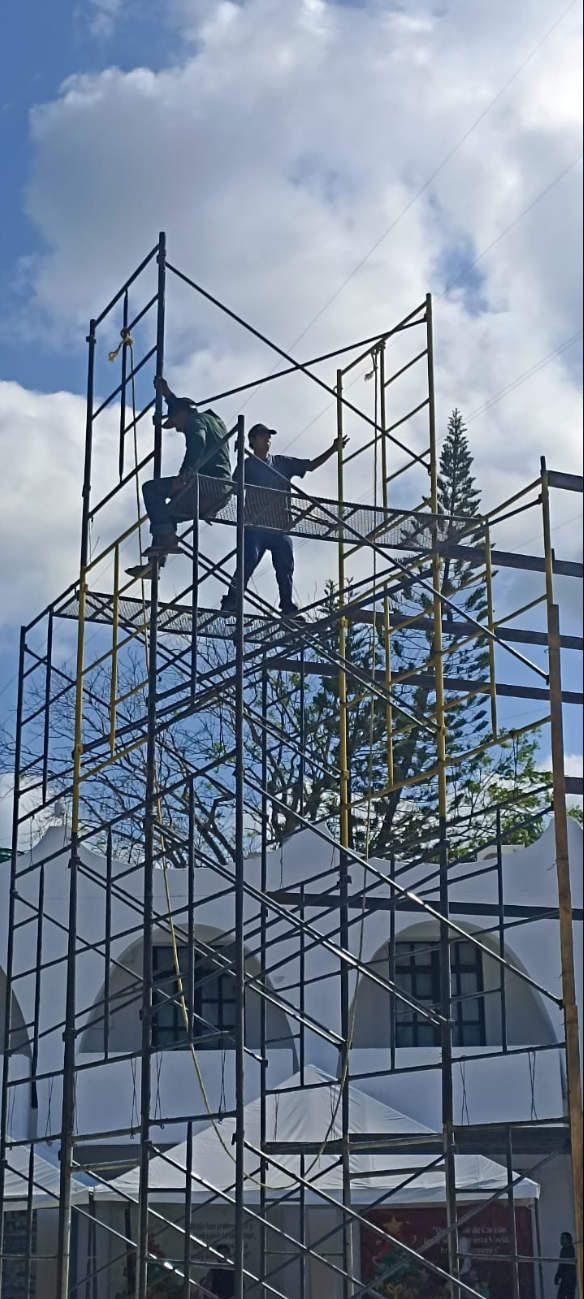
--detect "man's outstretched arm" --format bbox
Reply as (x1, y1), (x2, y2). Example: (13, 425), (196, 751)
(307, 435), (348, 473)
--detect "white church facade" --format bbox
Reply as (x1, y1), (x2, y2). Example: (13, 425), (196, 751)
(1, 818), (582, 1297)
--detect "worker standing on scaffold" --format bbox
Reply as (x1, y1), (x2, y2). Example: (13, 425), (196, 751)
(140, 376), (232, 564)
(220, 422), (346, 620)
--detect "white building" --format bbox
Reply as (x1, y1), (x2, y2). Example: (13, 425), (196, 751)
(1, 817), (582, 1297)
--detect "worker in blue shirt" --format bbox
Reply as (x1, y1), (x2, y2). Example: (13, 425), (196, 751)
(221, 422), (346, 619)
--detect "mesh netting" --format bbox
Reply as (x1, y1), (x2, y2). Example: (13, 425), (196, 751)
(56, 592), (283, 643)
(171, 477), (448, 550)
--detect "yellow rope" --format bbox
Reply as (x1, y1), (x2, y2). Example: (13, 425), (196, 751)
(316, 353), (379, 1150)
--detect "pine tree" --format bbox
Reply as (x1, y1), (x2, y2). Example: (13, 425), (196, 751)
(438, 408), (481, 522)
(248, 409), (550, 859)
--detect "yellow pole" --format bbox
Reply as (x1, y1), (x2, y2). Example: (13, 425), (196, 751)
(541, 460), (584, 1295)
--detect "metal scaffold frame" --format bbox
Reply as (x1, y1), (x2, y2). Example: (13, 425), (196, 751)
(0, 232), (582, 1299)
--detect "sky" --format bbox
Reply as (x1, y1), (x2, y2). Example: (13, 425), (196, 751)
(0, 0), (582, 845)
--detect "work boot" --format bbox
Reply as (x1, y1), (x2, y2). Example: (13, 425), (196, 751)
(220, 592), (237, 614)
(281, 604), (306, 623)
(145, 534), (180, 559)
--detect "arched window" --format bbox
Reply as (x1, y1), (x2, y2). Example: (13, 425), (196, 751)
(351, 922), (558, 1050)
(152, 945), (237, 1050)
(80, 934), (297, 1062)
(394, 937), (486, 1047)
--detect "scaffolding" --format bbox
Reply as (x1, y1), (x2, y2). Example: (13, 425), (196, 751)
(0, 231), (582, 1299)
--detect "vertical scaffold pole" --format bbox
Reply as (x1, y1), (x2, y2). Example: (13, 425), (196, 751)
(260, 663), (269, 1292)
(496, 808), (508, 1054)
(299, 885), (307, 1299)
(137, 231), (166, 1299)
(31, 863), (45, 1114)
(427, 294), (458, 1291)
(183, 1122), (193, 1299)
(104, 832), (113, 1060)
(484, 524), (498, 740)
(56, 309), (96, 1299)
(190, 473), (200, 706)
(109, 545), (120, 757)
(81, 319), (97, 572)
(379, 342), (394, 788)
(23, 1144), (35, 1299)
(187, 780), (196, 1047)
(506, 1130), (521, 1299)
(541, 459), (583, 1297)
(336, 381), (350, 878)
(234, 414), (247, 1299)
(118, 291), (129, 481)
(389, 853), (397, 1072)
(0, 627), (26, 1299)
(336, 369), (353, 1295)
(534, 1199), (545, 1299)
(42, 610), (54, 804)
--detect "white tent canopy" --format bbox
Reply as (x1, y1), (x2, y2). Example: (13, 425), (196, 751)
(85, 1067), (540, 1207)
(3, 1139), (88, 1211)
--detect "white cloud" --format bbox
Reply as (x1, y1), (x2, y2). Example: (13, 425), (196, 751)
(0, 0), (582, 624)
(0, 773), (56, 851)
(539, 753), (583, 811)
(565, 754), (584, 811)
(0, 381), (136, 629)
(0, 382), (88, 628)
(0, 775), (13, 849)
(566, 754), (584, 777)
(86, 0), (123, 39)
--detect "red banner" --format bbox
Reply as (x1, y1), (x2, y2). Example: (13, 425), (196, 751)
(360, 1203), (535, 1298)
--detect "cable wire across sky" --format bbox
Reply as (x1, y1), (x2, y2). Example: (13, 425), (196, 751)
(227, 0), (582, 429)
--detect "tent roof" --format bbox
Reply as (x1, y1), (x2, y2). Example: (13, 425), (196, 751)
(88, 1067), (540, 1207)
(4, 1140), (89, 1212)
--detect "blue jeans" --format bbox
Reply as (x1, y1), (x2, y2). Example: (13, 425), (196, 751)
(142, 476), (233, 538)
(142, 476), (180, 539)
(232, 530), (295, 611)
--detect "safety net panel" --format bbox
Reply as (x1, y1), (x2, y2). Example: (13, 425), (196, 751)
(55, 591), (286, 643)
(170, 477), (454, 550)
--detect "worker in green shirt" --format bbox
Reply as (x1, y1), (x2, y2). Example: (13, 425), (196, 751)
(142, 377), (232, 561)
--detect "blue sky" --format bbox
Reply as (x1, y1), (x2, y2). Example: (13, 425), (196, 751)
(0, 0), (177, 391)
(0, 0), (582, 843)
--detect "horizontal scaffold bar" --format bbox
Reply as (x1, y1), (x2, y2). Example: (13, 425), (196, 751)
(345, 609), (583, 652)
(267, 893), (584, 922)
(547, 469), (583, 493)
(269, 660), (583, 707)
(263, 1121), (570, 1159)
(440, 541), (583, 580)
